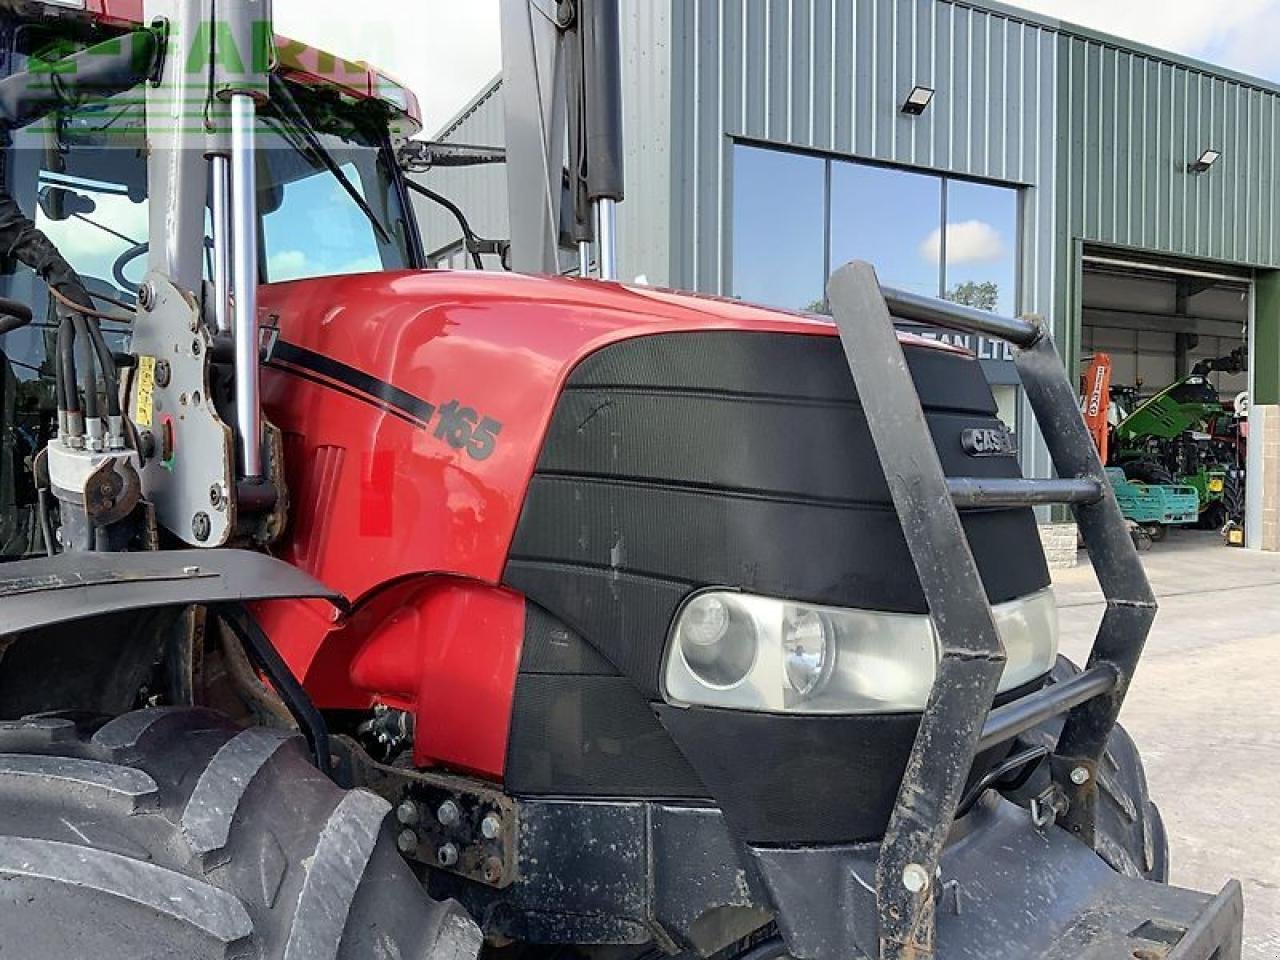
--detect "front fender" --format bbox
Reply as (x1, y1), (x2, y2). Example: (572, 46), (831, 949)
(0, 549), (342, 638)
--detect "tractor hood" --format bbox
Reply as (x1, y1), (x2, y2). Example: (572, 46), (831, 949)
(258, 268), (978, 606)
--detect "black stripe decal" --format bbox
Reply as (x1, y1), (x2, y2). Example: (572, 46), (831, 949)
(265, 361), (422, 428)
(270, 340), (436, 426)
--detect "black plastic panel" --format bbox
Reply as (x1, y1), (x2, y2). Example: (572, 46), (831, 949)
(535, 393), (1014, 503)
(566, 329), (997, 415)
(654, 677), (1042, 845)
(505, 605), (707, 798)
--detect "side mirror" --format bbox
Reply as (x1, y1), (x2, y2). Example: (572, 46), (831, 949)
(397, 140), (506, 172)
(37, 185), (96, 222)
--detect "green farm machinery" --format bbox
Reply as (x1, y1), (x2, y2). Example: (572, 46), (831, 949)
(1110, 348), (1246, 534)
(1082, 348), (1246, 544)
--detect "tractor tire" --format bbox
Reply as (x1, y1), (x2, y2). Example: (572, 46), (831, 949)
(1023, 657), (1169, 883)
(1222, 473), (1245, 526)
(0, 708), (482, 960)
(1122, 460), (1176, 486)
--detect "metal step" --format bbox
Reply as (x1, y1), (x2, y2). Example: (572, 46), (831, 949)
(947, 477), (1104, 509)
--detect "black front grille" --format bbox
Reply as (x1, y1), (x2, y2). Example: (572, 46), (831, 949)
(501, 330), (1051, 839)
(504, 330), (1049, 696)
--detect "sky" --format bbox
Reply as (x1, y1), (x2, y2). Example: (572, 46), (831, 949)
(272, 0), (502, 136)
(272, 1), (1280, 139)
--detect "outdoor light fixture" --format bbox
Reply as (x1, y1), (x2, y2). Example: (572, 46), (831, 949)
(1188, 149), (1221, 174)
(901, 85), (935, 115)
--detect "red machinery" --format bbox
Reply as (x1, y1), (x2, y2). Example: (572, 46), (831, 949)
(0, 3), (1245, 960)
(1080, 352), (1113, 463)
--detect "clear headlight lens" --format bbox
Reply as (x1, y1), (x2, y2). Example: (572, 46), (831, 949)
(664, 588), (1058, 713)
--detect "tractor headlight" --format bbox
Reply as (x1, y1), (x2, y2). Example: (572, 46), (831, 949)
(663, 588), (1058, 713)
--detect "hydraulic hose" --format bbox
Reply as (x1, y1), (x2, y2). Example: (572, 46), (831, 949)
(0, 27), (157, 437)
(84, 317), (121, 419)
(56, 314), (78, 424)
(70, 313), (99, 424)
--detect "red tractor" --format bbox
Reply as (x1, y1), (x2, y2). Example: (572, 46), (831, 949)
(0, 2), (1244, 959)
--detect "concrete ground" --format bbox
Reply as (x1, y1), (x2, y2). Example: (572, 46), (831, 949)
(1053, 530), (1280, 958)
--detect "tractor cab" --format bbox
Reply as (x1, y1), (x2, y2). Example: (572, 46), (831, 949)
(0, 7), (421, 555)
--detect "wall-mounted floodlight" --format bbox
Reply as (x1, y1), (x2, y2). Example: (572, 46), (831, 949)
(901, 85), (935, 116)
(1187, 149), (1221, 174)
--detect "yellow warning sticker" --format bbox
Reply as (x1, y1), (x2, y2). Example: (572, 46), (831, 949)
(1209, 477), (1225, 493)
(135, 355), (156, 428)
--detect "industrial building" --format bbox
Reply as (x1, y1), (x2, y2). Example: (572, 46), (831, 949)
(415, 0), (1280, 553)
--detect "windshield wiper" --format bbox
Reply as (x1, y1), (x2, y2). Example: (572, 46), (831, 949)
(267, 75), (393, 246)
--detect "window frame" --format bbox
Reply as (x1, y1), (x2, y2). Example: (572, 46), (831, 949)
(728, 138), (1023, 316)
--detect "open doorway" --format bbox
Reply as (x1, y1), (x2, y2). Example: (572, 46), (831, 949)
(1079, 249), (1250, 547)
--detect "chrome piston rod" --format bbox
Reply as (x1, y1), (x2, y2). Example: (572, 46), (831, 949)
(230, 93), (262, 480)
(210, 154), (232, 335)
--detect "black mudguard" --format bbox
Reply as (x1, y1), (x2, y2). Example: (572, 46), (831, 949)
(0, 549), (341, 717)
(0, 548), (341, 637)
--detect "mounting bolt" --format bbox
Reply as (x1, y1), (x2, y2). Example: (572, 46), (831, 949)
(436, 800), (461, 827)
(482, 856), (503, 884)
(209, 484), (223, 508)
(480, 812), (502, 841)
(192, 512), (211, 542)
(1070, 766), (1091, 785)
(396, 830), (418, 855)
(154, 359), (171, 387)
(137, 283), (155, 309)
(437, 843), (459, 867)
(396, 800), (420, 826)
(902, 863), (930, 894)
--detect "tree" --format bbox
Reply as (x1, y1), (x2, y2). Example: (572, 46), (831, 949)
(804, 297), (831, 316)
(944, 280), (999, 312)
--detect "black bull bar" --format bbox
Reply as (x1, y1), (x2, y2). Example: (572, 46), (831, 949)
(808, 262), (1246, 960)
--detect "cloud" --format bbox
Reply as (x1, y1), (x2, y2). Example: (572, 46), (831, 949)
(267, 250), (310, 281)
(919, 220), (1005, 266)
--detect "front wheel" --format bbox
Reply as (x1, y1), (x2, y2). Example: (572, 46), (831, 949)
(0, 708), (481, 960)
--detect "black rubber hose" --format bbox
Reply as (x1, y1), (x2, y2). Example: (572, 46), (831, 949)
(404, 180), (485, 270)
(70, 313), (99, 423)
(217, 605), (333, 775)
(36, 488), (55, 557)
(52, 323), (67, 416)
(85, 318), (121, 419)
(56, 314), (78, 423)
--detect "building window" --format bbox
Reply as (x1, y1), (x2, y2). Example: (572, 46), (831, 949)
(732, 143), (1019, 313)
(730, 142), (1022, 433)
(829, 161), (942, 299)
(942, 179), (1018, 317)
(731, 146), (826, 312)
